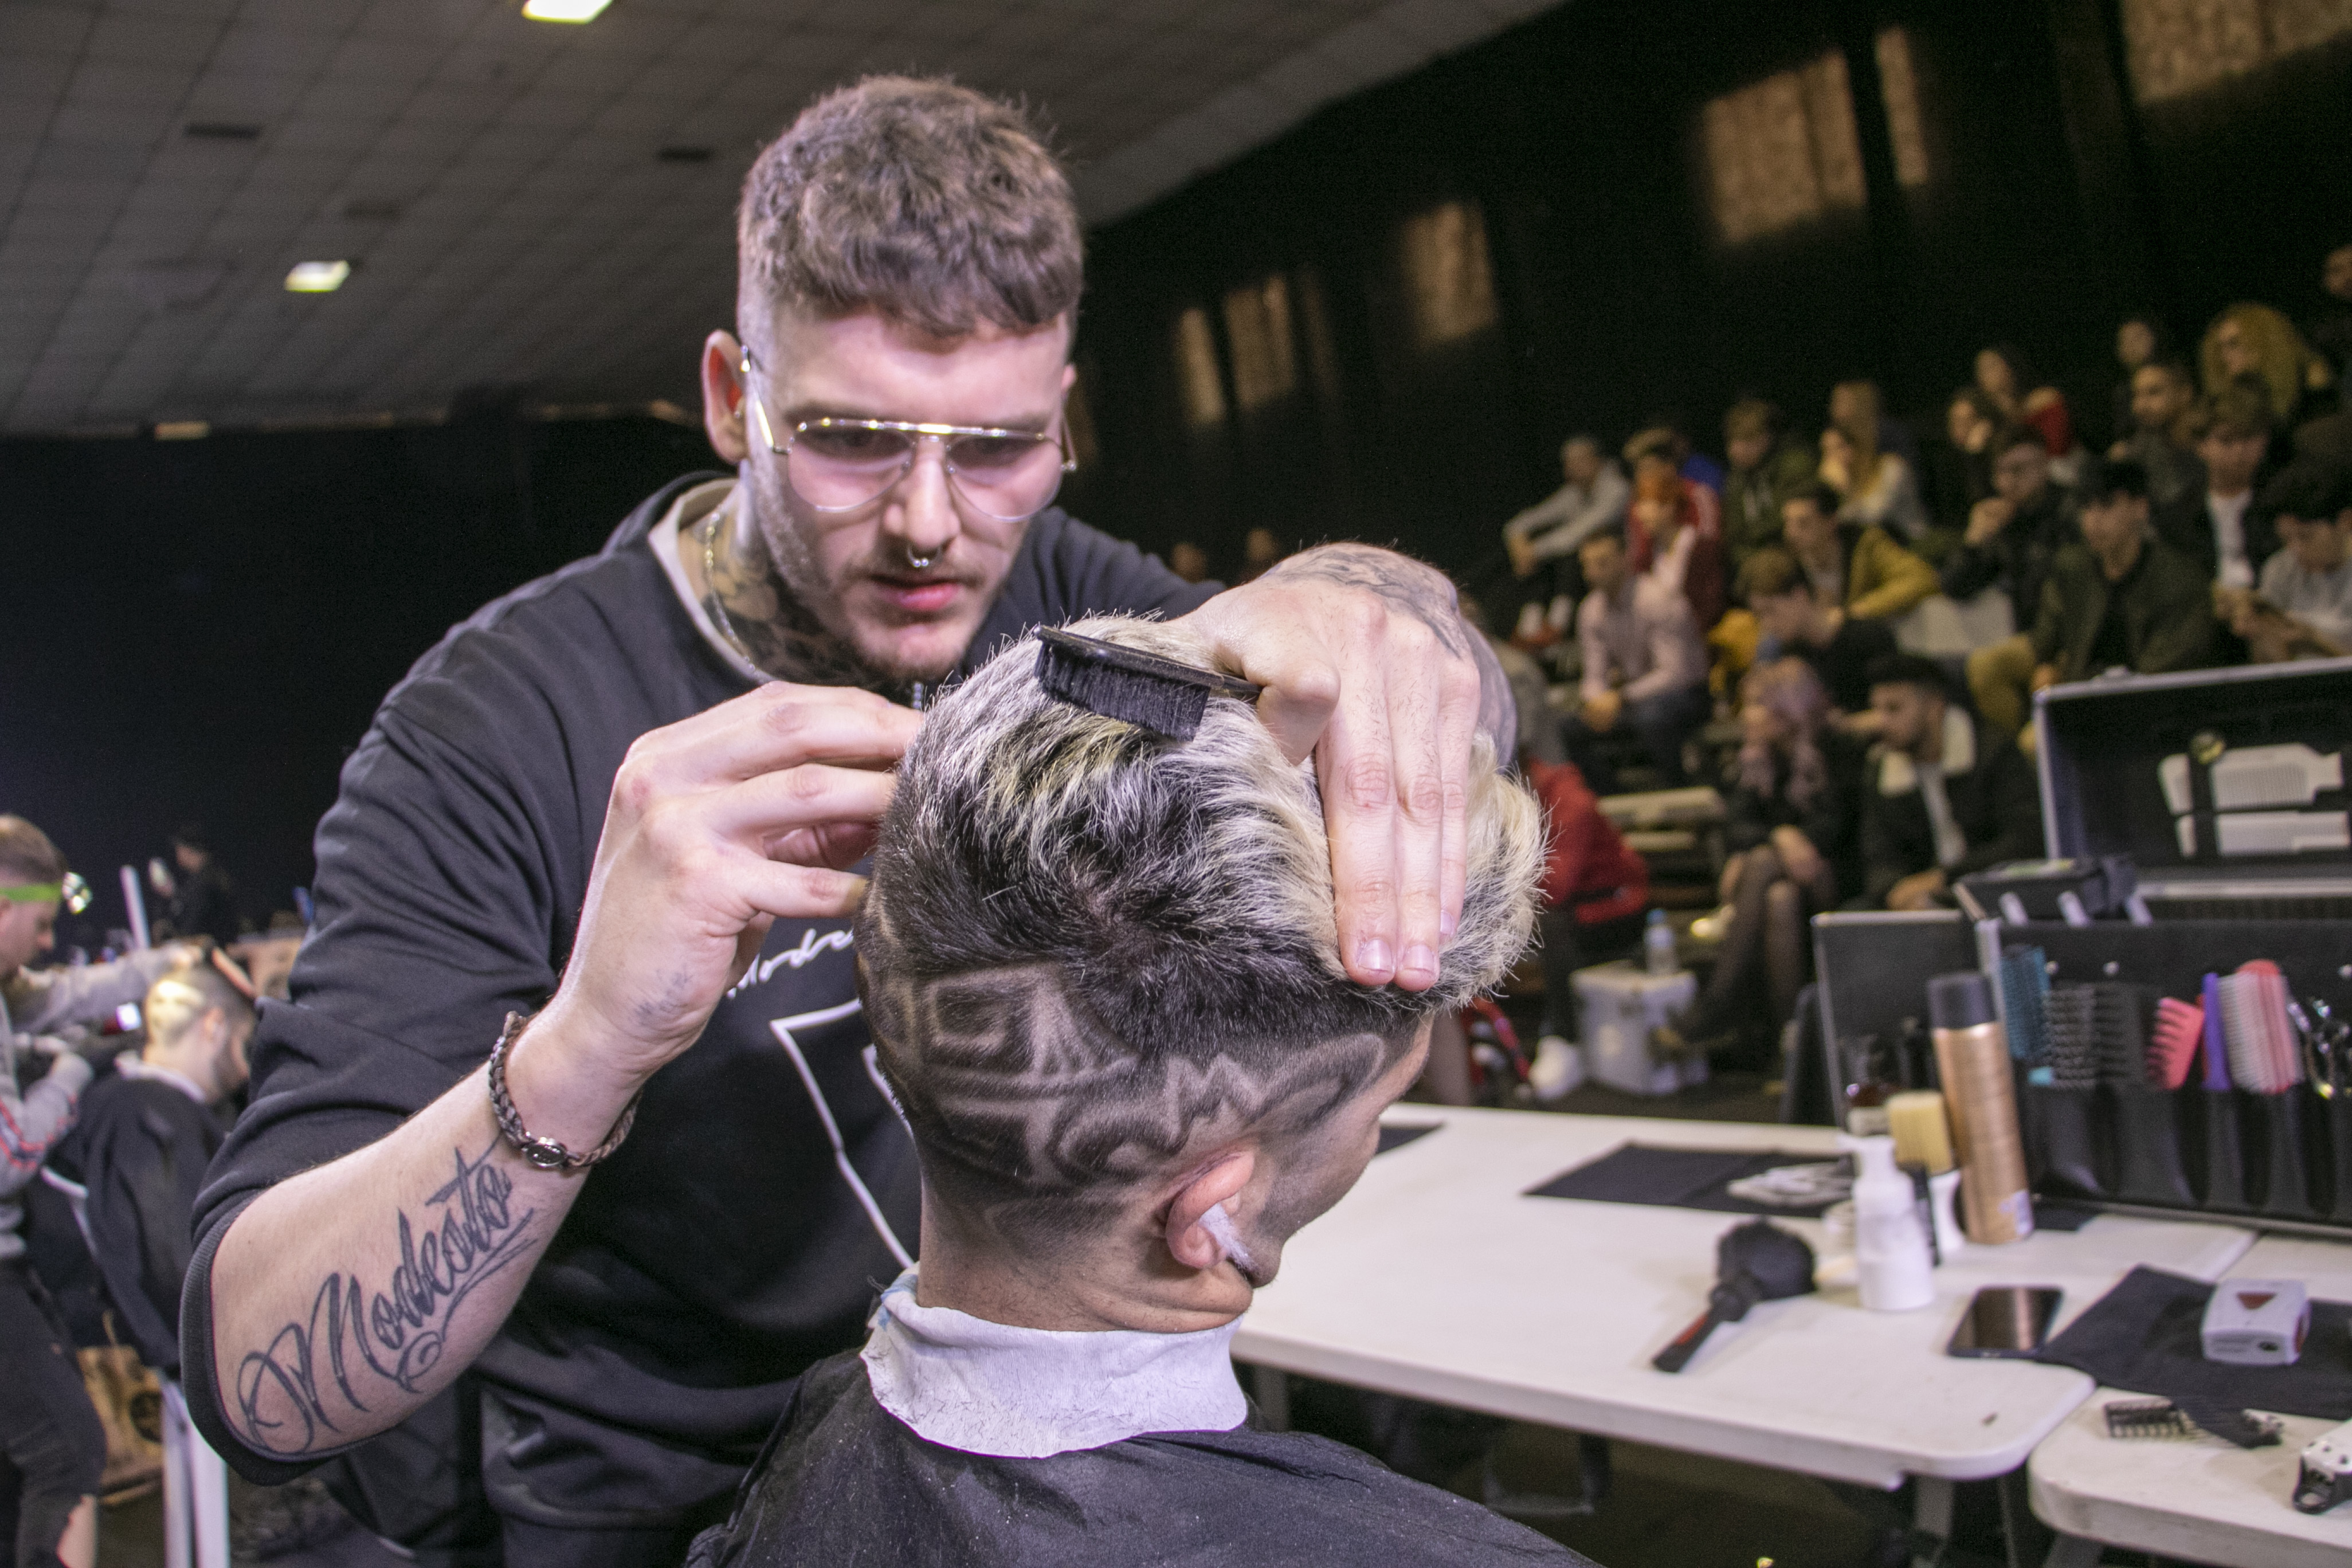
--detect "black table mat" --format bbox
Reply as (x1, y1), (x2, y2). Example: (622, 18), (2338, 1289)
(1376, 1123), (1440, 1156)
(2036, 1265), (2352, 1421)
(1524, 1144), (1845, 1217)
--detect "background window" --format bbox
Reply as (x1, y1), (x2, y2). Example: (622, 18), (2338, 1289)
(1702, 33), (1928, 246)
(1398, 201), (1498, 349)
(1222, 275), (1297, 412)
(2122, 0), (2352, 102)
(1173, 306), (1226, 429)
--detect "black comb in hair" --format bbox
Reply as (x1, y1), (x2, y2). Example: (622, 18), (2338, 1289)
(1033, 626), (1263, 741)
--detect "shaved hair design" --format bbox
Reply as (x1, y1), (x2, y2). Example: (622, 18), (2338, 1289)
(857, 616), (1543, 1253)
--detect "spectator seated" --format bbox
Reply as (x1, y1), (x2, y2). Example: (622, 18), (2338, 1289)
(1860, 656), (2045, 911)
(2222, 458), (2352, 661)
(1562, 531), (1713, 794)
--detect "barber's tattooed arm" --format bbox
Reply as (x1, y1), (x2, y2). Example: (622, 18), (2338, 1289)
(206, 1057), (618, 1461)
(230, 1141), (539, 1456)
(1256, 543), (1516, 761)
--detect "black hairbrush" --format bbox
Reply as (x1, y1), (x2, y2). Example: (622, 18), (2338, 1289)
(1034, 626), (1262, 740)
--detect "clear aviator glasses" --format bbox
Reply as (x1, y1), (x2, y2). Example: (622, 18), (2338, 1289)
(739, 350), (1076, 524)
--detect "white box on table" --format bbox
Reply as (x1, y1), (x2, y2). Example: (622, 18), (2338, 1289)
(1573, 961), (1702, 1095)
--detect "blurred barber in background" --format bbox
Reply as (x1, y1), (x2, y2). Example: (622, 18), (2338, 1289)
(1, 817), (195, 1568)
(189, 77), (1513, 1567)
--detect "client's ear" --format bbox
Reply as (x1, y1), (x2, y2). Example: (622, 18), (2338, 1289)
(1162, 1151), (1256, 1272)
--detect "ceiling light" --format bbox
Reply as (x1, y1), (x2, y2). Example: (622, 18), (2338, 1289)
(522, 0), (611, 21)
(285, 260), (351, 293)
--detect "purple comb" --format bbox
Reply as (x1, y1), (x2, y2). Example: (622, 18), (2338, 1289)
(2201, 972), (2231, 1091)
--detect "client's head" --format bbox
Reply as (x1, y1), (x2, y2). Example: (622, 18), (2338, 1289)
(143, 957), (255, 1106)
(856, 616), (1542, 1330)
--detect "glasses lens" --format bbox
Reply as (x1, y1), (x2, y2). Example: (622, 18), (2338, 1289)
(946, 432), (1064, 521)
(788, 422), (916, 509)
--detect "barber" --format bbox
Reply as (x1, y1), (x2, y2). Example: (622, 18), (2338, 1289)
(186, 78), (1510, 1568)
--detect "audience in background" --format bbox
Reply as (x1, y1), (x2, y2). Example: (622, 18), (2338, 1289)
(2223, 458), (2352, 660)
(1624, 428), (1726, 630)
(2312, 243), (2352, 417)
(1658, 659), (1859, 1057)
(2158, 390), (2274, 589)
(1522, 756), (1651, 1091)
(1721, 398), (1816, 578)
(1940, 425), (2080, 625)
(1738, 545), (1898, 721)
(2113, 359), (2205, 511)
(2110, 318), (2167, 449)
(1820, 382), (1931, 544)
(2202, 301), (2335, 434)
(1860, 656), (2045, 911)
(1166, 540), (1211, 585)
(1967, 459), (2216, 739)
(1975, 343), (2077, 471)
(1563, 531), (1710, 793)
(1943, 386), (2007, 512)
(1778, 481), (1937, 624)
(1506, 434), (1631, 571)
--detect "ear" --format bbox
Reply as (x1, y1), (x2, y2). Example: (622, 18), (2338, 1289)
(702, 330), (751, 464)
(1162, 1151), (1255, 1272)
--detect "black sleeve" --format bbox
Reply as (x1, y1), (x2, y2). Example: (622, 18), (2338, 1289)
(1721, 781), (1775, 854)
(1859, 777), (1908, 908)
(1938, 541), (2000, 601)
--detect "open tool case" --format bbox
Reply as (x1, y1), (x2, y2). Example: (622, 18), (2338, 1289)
(2035, 658), (2352, 917)
(1816, 663), (2352, 1234)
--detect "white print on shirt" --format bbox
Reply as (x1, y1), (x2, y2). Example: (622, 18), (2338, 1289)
(727, 927), (854, 998)
(769, 999), (915, 1269)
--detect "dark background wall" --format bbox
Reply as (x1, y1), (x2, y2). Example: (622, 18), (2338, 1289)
(5, 0), (2346, 939)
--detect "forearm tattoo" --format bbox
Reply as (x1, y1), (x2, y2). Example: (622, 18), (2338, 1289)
(230, 1142), (538, 1456)
(1265, 543), (1516, 755)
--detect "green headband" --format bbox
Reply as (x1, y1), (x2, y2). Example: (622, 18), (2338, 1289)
(2, 872), (91, 914)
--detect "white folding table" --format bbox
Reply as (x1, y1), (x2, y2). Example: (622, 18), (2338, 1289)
(1232, 1107), (2255, 1559)
(2028, 1233), (2352, 1568)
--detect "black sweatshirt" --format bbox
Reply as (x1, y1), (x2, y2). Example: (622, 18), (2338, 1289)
(179, 476), (1214, 1536)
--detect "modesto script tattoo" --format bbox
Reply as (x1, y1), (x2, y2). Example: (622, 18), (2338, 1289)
(232, 1142), (538, 1456)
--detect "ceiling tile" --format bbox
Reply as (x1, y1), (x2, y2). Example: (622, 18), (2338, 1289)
(83, 13), (224, 66)
(182, 68), (313, 121)
(0, 5), (95, 58)
(67, 61), (201, 107)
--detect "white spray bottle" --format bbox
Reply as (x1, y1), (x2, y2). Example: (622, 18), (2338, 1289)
(1848, 1135), (1935, 1312)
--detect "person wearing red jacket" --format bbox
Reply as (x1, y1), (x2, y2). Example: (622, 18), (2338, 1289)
(1523, 759), (1651, 1096)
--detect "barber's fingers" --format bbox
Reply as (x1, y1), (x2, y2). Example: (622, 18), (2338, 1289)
(1193, 609), (1340, 765)
(619, 683), (922, 800)
(1378, 617), (1471, 991)
(767, 821), (883, 874)
(1316, 631), (1402, 986)
(695, 763), (899, 842)
(732, 858), (870, 924)
(1430, 644), (1481, 947)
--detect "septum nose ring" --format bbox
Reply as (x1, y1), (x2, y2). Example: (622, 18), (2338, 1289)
(904, 547), (938, 571)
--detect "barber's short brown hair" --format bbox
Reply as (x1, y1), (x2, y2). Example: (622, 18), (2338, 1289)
(0, 816), (67, 886)
(737, 76), (1083, 342)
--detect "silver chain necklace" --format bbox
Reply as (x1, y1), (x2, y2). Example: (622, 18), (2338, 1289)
(701, 505), (770, 679)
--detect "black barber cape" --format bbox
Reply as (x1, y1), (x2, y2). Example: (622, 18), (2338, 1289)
(50, 1071), (228, 1377)
(179, 475), (1216, 1538)
(685, 1352), (1592, 1568)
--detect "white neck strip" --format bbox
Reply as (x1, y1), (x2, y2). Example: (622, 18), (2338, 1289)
(860, 1268), (1247, 1459)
